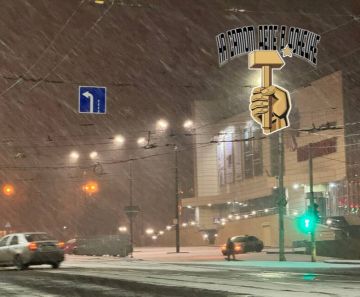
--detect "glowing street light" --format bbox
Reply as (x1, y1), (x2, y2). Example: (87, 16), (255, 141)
(151, 235), (158, 240)
(159, 230), (164, 235)
(118, 226), (127, 233)
(3, 184), (15, 197)
(156, 119), (168, 131)
(183, 120), (194, 129)
(137, 137), (146, 146)
(89, 151), (98, 159)
(166, 225), (172, 231)
(145, 228), (154, 235)
(69, 151), (79, 161)
(114, 135), (125, 145)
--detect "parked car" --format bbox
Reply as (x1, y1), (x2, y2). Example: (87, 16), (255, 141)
(64, 235), (132, 257)
(221, 235), (264, 255)
(64, 238), (77, 254)
(0, 232), (65, 270)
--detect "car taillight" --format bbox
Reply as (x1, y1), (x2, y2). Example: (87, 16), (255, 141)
(57, 241), (65, 249)
(28, 242), (38, 251)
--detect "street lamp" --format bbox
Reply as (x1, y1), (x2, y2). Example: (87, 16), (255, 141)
(89, 151), (98, 159)
(145, 228), (154, 235)
(69, 151), (79, 161)
(118, 226), (127, 233)
(156, 119), (169, 131)
(136, 119), (194, 253)
(114, 135), (125, 145)
(2, 184), (15, 197)
(183, 120), (194, 129)
(137, 137), (146, 146)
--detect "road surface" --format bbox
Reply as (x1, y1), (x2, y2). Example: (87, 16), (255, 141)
(0, 247), (359, 296)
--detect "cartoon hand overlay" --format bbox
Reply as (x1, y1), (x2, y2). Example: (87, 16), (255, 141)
(250, 85), (290, 134)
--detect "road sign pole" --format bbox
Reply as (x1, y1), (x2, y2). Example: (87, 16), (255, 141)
(308, 145), (317, 262)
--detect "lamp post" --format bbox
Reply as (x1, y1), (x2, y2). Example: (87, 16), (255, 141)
(124, 158), (140, 258)
(137, 119), (194, 253)
(129, 160), (134, 258)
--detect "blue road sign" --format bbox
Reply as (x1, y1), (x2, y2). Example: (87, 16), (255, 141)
(79, 86), (106, 114)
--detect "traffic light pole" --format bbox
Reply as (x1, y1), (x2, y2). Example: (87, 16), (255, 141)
(308, 145), (317, 262)
(278, 131), (286, 261)
(175, 147), (180, 253)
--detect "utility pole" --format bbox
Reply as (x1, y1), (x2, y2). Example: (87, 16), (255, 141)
(129, 160), (134, 258)
(174, 146), (180, 253)
(308, 144), (317, 262)
(278, 131), (286, 261)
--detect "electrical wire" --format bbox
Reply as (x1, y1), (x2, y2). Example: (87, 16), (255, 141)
(0, 0), (87, 98)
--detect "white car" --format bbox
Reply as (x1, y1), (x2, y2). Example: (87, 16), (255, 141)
(0, 232), (65, 270)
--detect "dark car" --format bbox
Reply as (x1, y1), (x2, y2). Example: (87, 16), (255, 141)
(64, 235), (132, 257)
(221, 235), (264, 255)
(0, 232), (65, 270)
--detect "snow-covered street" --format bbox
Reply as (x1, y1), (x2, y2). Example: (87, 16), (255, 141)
(1, 247), (360, 296)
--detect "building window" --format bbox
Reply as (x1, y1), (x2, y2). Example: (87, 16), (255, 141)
(217, 127), (235, 186)
(243, 122), (263, 178)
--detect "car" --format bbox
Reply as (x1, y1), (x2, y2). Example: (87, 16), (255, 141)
(64, 235), (132, 257)
(221, 235), (264, 255)
(0, 232), (65, 270)
(64, 238), (77, 254)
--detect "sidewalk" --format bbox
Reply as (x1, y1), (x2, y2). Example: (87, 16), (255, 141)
(263, 247), (306, 254)
(130, 246), (360, 266)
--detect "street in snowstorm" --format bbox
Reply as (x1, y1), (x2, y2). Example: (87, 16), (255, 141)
(0, 0), (360, 296)
(1, 247), (360, 296)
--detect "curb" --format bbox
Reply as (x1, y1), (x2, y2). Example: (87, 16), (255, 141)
(324, 260), (360, 265)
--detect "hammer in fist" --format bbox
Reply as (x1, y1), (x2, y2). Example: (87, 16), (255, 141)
(250, 85), (290, 134)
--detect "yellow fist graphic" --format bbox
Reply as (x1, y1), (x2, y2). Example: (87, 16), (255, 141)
(250, 85), (290, 134)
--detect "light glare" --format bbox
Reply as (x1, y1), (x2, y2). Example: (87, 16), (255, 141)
(114, 135), (125, 145)
(89, 151), (98, 159)
(156, 119), (169, 130)
(70, 151), (79, 160)
(183, 120), (194, 129)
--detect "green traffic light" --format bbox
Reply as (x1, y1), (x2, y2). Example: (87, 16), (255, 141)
(297, 213), (316, 233)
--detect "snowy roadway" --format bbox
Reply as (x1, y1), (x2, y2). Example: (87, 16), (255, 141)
(0, 246), (359, 296)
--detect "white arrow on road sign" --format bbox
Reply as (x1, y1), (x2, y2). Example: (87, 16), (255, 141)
(82, 91), (94, 113)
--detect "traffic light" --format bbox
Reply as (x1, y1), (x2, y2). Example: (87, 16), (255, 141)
(82, 181), (99, 195)
(2, 184), (15, 197)
(296, 212), (316, 233)
(313, 203), (320, 222)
